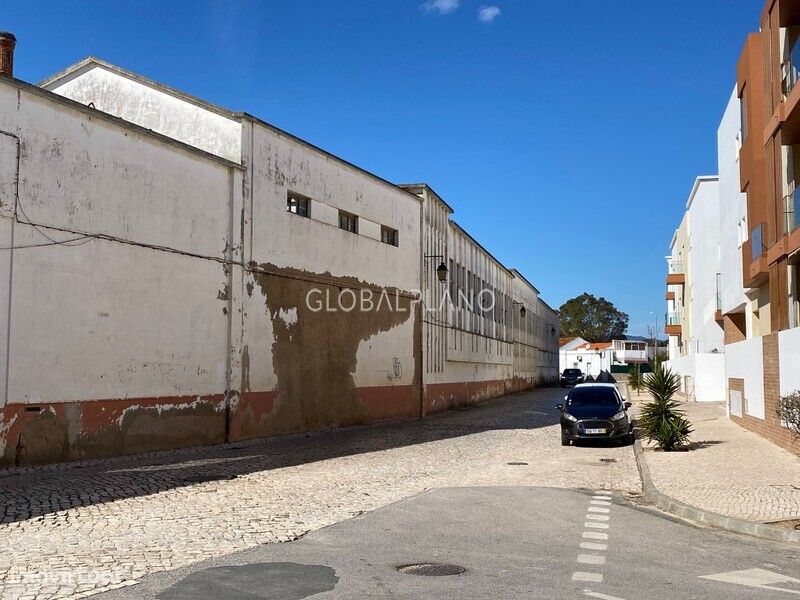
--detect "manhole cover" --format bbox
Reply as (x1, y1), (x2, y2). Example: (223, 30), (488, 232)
(397, 563), (466, 577)
(507, 461), (528, 466)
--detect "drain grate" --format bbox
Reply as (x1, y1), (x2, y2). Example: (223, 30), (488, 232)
(507, 461), (528, 466)
(397, 563), (466, 577)
(599, 458), (616, 463)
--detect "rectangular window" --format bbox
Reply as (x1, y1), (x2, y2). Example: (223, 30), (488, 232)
(287, 192), (310, 217)
(339, 210), (358, 234)
(380, 225), (398, 247)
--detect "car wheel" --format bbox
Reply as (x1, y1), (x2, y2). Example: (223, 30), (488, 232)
(561, 435), (570, 446)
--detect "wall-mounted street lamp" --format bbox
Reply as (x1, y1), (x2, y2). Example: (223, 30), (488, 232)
(424, 255), (448, 283)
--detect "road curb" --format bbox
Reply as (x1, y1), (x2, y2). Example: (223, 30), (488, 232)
(632, 436), (800, 544)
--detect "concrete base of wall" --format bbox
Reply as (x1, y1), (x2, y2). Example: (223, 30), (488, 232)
(0, 377), (558, 468)
(0, 394), (227, 468)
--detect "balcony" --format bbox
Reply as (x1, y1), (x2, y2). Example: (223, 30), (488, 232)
(715, 273), (723, 322)
(664, 311), (682, 336)
(665, 259), (685, 285)
(782, 47), (800, 97)
(785, 189), (799, 235)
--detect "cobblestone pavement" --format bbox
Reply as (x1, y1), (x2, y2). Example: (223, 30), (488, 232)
(0, 387), (640, 600)
(632, 394), (800, 523)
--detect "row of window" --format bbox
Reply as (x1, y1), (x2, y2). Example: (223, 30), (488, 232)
(448, 259), (514, 337)
(287, 191), (399, 247)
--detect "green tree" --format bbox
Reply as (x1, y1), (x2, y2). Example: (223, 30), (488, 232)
(559, 293), (629, 342)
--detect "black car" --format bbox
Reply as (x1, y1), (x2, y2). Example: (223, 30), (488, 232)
(560, 368), (585, 387)
(556, 383), (634, 446)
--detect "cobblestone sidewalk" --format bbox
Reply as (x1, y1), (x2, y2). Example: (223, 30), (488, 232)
(0, 387), (640, 600)
(632, 394), (800, 523)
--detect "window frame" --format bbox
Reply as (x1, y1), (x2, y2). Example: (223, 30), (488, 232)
(287, 191), (311, 218)
(380, 225), (399, 247)
(338, 210), (358, 234)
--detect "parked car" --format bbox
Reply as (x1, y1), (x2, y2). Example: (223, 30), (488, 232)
(560, 368), (585, 387)
(556, 383), (634, 446)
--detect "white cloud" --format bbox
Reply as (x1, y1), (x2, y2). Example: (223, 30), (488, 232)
(421, 0), (460, 15)
(478, 5), (501, 22)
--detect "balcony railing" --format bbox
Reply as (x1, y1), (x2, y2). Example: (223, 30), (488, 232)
(785, 189), (799, 235)
(665, 311), (681, 326)
(715, 272), (722, 311)
(751, 223), (766, 261)
(782, 40), (800, 96)
(667, 259), (684, 275)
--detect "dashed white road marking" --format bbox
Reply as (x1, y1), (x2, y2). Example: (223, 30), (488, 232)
(583, 590), (628, 600)
(573, 492), (613, 590)
(572, 572), (604, 583)
(577, 554), (606, 565)
(580, 542), (608, 551)
(588, 506), (610, 514)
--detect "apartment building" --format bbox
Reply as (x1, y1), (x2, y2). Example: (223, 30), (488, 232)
(664, 177), (726, 403)
(724, 0), (800, 453)
(663, 0), (800, 455)
(0, 45), (558, 466)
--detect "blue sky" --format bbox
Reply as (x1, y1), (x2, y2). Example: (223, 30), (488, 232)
(6, 0), (757, 336)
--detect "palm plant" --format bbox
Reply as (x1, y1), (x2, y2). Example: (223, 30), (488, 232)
(639, 363), (692, 451)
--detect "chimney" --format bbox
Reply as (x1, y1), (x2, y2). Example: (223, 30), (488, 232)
(0, 32), (16, 77)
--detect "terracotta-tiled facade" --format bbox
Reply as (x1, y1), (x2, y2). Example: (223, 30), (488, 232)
(716, 0), (800, 455)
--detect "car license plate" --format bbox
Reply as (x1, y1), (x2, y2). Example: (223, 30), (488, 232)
(585, 428), (607, 434)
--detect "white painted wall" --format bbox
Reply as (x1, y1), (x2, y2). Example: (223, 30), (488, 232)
(44, 61), (242, 163)
(694, 353), (726, 403)
(726, 337), (765, 419)
(717, 88), (749, 316)
(243, 119), (422, 395)
(559, 349), (612, 378)
(686, 177), (724, 354)
(779, 327), (800, 396)
(0, 79), (240, 406)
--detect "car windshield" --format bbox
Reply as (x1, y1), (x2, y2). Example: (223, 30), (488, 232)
(563, 369), (582, 376)
(567, 387), (620, 407)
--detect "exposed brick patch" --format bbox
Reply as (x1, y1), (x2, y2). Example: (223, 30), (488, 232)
(729, 334), (799, 455)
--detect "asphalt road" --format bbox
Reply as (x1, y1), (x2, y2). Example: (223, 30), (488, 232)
(98, 486), (800, 600)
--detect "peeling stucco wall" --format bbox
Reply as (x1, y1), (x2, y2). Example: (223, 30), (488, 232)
(0, 77), (424, 467)
(0, 60), (555, 468)
(44, 63), (242, 163)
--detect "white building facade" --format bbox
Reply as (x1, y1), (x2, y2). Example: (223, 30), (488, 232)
(664, 176), (726, 402)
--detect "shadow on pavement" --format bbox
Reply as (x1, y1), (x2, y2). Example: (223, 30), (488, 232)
(0, 387), (564, 523)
